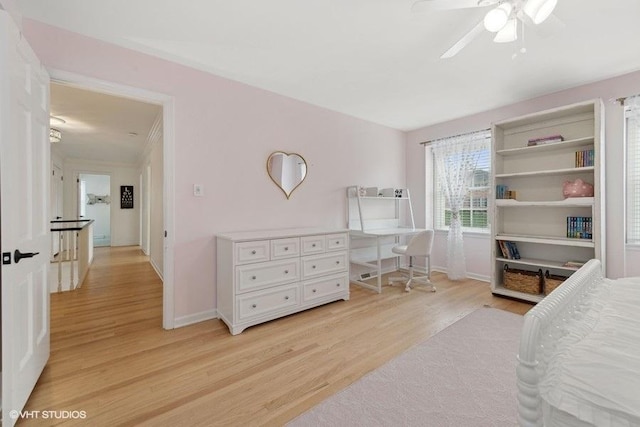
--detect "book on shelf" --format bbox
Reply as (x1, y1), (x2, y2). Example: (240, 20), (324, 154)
(575, 149), (594, 167)
(507, 241), (521, 259)
(566, 216), (592, 239)
(498, 240), (509, 258)
(498, 240), (521, 259)
(496, 185), (517, 200)
(527, 134), (564, 146)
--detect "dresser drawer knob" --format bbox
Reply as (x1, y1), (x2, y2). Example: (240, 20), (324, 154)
(312, 265), (316, 269)
(284, 247), (289, 251)
(284, 270), (289, 274)
(312, 289), (317, 293)
(312, 243), (316, 247)
(252, 304), (257, 308)
(251, 250), (256, 255)
(336, 260), (340, 264)
(251, 275), (257, 280)
(285, 296), (289, 300)
(335, 241), (340, 244)
(336, 283), (341, 287)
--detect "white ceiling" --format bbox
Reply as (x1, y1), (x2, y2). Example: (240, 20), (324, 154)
(50, 83), (161, 164)
(17, 0), (640, 132)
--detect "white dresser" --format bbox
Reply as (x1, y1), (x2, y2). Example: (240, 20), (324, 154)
(216, 227), (350, 335)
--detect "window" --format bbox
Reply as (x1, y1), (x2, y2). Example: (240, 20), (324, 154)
(432, 130), (491, 232)
(626, 96), (640, 243)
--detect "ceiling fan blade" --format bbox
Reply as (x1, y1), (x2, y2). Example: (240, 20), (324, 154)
(521, 13), (565, 38)
(411, 0), (494, 12)
(440, 19), (485, 58)
(531, 13), (565, 37)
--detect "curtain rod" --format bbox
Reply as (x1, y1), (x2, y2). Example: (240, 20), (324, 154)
(615, 95), (640, 106)
(420, 127), (491, 146)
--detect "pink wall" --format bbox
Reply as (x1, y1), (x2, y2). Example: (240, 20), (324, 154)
(20, 20), (407, 321)
(408, 70), (640, 279)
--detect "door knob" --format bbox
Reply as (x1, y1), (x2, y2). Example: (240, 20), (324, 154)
(14, 249), (39, 263)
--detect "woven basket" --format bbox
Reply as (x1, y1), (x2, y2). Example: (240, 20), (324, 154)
(503, 265), (542, 294)
(544, 270), (568, 295)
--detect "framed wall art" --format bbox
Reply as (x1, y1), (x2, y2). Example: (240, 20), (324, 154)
(120, 185), (134, 209)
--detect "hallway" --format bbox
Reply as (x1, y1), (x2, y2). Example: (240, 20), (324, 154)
(24, 246), (165, 425)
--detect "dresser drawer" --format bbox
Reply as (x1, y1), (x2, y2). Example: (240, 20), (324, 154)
(303, 274), (349, 302)
(235, 240), (270, 265)
(271, 237), (300, 259)
(302, 252), (347, 279)
(236, 259), (300, 293)
(237, 285), (299, 321)
(301, 235), (325, 255)
(326, 233), (348, 252)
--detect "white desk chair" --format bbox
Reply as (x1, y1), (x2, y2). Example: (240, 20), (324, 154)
(388, 230), (435, 292)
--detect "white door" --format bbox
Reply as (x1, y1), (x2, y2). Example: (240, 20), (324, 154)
(51, 164), (63, 256)
(52, 164), (63, 221)
(0, 11), (51, 427)
(78, 173), (111, 246)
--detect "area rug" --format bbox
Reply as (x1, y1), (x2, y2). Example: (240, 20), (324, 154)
(288, 307), (524, 427)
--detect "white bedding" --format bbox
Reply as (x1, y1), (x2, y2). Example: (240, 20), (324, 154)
(538, 278), (640, 426)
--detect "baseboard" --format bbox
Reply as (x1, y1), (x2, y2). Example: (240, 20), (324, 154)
(466, 272), (490, 282)
(173, 309), (218, 328)
(149, 258), (163, 281)
(431, 265), (489, 283)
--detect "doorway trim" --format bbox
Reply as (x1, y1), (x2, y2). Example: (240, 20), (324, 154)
(49, 69), (176, 330)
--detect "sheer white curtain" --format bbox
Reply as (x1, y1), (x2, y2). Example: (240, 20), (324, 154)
(432, 130), (489, 280)
(626, 95), (640, 242)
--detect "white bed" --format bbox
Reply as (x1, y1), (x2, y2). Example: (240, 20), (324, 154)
(516, 259), (640, 426)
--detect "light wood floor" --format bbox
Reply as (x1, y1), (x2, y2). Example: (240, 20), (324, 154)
(22, 246), (532, 426)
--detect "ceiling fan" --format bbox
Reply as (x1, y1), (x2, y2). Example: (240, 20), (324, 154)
(412, 0), (561, 58)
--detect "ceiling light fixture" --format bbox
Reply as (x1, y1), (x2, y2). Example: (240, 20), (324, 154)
(484, 2), (513, 32)
(523, 0), (557, 24)
(494, 18), (518, 43)
(50, 116), (66, 125)
(50, 128), (62, 143)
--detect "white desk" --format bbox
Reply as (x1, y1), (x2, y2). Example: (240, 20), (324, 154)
(349, 227), (426, 293)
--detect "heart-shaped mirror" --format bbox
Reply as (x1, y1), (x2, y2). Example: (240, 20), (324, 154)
(267, 151), (307, 199)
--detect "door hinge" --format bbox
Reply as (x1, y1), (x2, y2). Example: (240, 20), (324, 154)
(164, 230), (167, 237)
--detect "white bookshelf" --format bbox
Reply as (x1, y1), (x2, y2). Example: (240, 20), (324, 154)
(491, 99), (605, 303)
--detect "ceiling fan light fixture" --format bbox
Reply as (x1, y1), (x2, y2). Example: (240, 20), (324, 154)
(50, 128), (62, 143)
(493, 18), (518, 42)
(484, 2), (513, 32)
(50, 116), (66, 125)
(523, 0), (557, 24)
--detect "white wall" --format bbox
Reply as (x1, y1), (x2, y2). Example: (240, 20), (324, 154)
(407, 70), (640, 280)
(63, 159), (140, 247)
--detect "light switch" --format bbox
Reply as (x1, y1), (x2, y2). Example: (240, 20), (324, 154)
(193, 184), (203, 197)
